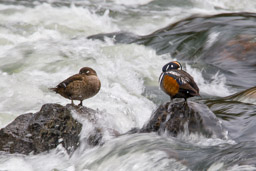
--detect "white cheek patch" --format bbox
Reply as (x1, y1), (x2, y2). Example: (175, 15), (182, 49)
(86, 70), (90, 74)
(166, 65), (170, 70)
(171, 64), (173, 68)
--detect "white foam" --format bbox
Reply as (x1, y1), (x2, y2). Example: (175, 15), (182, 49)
(185, 64), (233, 97)
(205, 32), (220, 49)
(176, 132), (236, 147)
(227, 164), (256, 171)
(72, 133), (190, 171)
(192, 0), (256, 12)
(0, 157), (34, 171)
(162, 118), (236, 147)
(0, 3), (119, 39)
(112, 0), (154, 6)
(208, 162), (224, 171)
(208, 163), (256, 171)
(0, 145), (72, 171)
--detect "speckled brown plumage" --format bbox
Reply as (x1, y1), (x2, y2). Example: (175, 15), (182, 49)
(50, 67), (101, 106)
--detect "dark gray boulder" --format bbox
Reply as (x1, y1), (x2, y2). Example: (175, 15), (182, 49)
(141, 101), (226, 139)
(0, 103), (82, 155)
(0, 113), (34, 154)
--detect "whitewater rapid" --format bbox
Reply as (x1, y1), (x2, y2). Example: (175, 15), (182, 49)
(0, 0), (255, 170)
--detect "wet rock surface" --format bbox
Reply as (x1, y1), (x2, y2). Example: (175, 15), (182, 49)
(141, 101), (226, 138)
(0, 103), (83, 155)
(0, 101), (228, 155)
(70, 105), (105, 146)
(0, 113), (34, 154)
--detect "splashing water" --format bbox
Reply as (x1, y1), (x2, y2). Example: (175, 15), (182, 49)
(185, 64), (233, 97)
(0, 0), (256, 170)
(192, 0), (256, 12)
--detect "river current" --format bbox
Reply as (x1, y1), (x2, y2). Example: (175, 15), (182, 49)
(0, 0), (256, 170)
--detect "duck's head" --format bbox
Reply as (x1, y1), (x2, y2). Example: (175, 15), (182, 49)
(162, 61), (182, 72)
(79, 67), (97, 76)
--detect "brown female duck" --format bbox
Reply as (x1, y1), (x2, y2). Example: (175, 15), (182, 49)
(50, 67), (101, 106)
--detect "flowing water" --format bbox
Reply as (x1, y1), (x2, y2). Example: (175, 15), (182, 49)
(0, 0), (256, 170)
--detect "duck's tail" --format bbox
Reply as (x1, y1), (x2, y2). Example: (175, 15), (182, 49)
(49, 87), (57, 93)
(196, 92), (201, 97)
(193, 92), (201, 97)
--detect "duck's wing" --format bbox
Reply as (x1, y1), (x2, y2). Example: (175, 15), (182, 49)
(50, 74), (83, 92)
(49, 74), (85, 99)
(165, 70), (200, 96)
(56, 74), (84, 89)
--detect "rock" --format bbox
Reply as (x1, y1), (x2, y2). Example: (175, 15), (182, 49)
(0, 103), (118, 155)
(68, 105), (104, 146)
(0, 113), (34, 154)
(87, 128), (103, 146)
(141, 101), (226, 138)
(0, 103), (82, 155)
(0, 101), (227, 154)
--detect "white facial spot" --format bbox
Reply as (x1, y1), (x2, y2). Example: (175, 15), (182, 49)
(171, 65), (173, 68)
(86, 70), (90, 74)
(187, 91), (189, 94)
(166, 65), (170, 70)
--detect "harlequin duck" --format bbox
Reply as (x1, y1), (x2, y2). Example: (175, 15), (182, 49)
(159, 61), (200, 103)
(50, 67), (101, 106)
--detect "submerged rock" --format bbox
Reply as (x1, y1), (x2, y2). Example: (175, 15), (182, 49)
(0, 104), (83, 155)
(141, 101), (226, 138)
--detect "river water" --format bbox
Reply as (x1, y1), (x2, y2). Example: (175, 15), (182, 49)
(0, 0), (256, 170)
